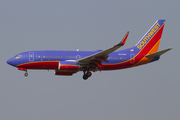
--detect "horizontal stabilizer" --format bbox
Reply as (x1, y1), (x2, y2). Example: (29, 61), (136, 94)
(146, 48), (172, 58)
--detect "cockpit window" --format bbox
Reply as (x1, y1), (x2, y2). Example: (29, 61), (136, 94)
(15, 55), (22, 58)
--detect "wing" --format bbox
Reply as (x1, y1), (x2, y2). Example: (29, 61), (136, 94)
(78, 31), (129, 66)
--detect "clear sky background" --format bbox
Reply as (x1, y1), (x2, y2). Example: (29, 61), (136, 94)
(0, 0), (180, 120)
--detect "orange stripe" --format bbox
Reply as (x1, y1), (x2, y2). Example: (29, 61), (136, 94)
(134, 38), (161, 66)
(147, 39), (161, 55)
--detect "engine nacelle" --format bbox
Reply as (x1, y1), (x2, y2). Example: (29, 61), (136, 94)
(58, 61), (79, 71)
(55, 61), (80, 76)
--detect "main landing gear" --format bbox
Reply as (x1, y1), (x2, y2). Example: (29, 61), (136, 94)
(83, 69), (92, 80)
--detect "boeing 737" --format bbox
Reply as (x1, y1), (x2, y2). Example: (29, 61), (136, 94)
(7, 19), (172, 80)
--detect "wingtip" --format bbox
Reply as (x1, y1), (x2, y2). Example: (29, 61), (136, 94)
(166, 48), (173, 51)
(115, 31), (129, 46)
(164, 48), (173, 52)
(121, 31), (129, 45)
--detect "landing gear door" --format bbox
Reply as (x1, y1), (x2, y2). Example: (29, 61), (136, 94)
(29, 52), (34, 61)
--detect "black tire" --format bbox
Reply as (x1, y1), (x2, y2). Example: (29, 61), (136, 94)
(24, 73), (28, 77)
(83, 75), (88, 80)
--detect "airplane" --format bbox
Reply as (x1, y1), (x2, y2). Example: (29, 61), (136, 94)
(7, 19), (172, 80)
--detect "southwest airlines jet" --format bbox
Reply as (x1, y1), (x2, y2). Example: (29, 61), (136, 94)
(7, 20), (172, 80)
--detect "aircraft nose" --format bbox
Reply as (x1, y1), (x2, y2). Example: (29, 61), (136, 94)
(7, 58), (15, 66)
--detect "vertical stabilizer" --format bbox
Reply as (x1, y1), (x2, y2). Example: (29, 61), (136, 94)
(135, 20), (165, 55)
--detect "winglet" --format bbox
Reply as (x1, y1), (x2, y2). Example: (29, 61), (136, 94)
(116, 31), (129, 46)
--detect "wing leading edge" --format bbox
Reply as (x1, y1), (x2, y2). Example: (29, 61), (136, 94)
(78, 31), (129, 65)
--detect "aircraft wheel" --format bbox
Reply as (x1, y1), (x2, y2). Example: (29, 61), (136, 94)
(83, 74), (88, 80)
(87, 72), (92, 77)
(24, 73), (28, 77)
(83, 69), (92, 80)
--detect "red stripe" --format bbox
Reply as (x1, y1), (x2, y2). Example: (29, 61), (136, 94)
(17, 61), (59, 69)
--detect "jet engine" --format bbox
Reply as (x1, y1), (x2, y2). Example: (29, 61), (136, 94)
(55, 61), (81, 76)
(58, 61), (80, 71)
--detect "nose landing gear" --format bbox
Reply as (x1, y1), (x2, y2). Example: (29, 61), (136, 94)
(18, 68), (28, 77)
(24, 72), (28, 77)
(83, 69), (92, 80)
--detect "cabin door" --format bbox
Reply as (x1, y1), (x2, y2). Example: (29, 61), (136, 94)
(130, 54), (135, 64)
(29, 52), (34, 61)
